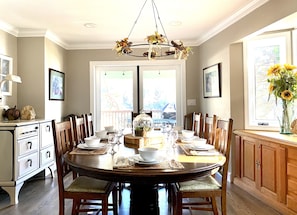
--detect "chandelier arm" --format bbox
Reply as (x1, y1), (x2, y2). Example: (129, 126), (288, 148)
(152, 0), (170, 45)
(127, 0), (148, 38)
(151, 0), (158, 33)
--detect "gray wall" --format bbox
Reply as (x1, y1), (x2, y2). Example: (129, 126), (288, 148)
(1, 0), (296, 125)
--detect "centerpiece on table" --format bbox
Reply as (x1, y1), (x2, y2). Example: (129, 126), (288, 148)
(267, 63), (297, 134)
(132, 112), (154, 137)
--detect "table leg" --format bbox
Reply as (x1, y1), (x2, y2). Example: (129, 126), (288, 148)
(130, 183), (159, 215)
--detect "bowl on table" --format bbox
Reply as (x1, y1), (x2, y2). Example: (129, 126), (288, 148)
(104, 126), (114, 132)
(95, 130), (108, 139)
(138, 147), (159, 162)
(84, 136), (101, 147)
(182, 130), (194, 139)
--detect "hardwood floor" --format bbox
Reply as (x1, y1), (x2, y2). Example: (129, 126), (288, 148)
(0, 172), (281, 215)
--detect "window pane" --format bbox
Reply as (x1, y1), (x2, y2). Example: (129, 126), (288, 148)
(100, 70), (133, 129)
(245, 32), (291, 129)
(142, 69), (176, 126)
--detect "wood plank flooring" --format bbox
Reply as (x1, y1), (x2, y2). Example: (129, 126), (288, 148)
(0, 172), (281, 215)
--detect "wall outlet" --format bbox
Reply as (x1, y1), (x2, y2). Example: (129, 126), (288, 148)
(187, 99), (196, 106)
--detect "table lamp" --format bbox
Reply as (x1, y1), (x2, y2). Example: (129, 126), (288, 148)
(0, 74), (22, 106)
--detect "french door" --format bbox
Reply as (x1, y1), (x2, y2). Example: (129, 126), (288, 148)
(90, 60), (186, 130)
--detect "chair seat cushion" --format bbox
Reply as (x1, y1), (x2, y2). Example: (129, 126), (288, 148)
(178, 175), (221, 192)
(66, 176), (112, 193)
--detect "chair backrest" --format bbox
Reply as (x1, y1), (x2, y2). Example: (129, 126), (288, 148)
(84, 113), (94, 137)
(183, 112), (195, 130)
(203, 114), (217, 145)
(213, 118), (233, 189)
(193, 112), (203, 137)
(72, 116), (87, 145)
(52, 119), (75, 193)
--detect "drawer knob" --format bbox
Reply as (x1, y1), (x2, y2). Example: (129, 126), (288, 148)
(27, 159), (32, 167)
(27, 141), (32, 149)
(46, 151), (51, 158)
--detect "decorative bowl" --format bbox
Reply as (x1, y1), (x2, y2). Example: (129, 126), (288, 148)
(138, 147), (159, 162)
(182, 130), (194, 139)
(84, 136), (101, 147)
(95, 130), (108, 138)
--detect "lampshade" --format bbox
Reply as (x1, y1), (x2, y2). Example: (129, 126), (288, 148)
(4, 74), (22, 83)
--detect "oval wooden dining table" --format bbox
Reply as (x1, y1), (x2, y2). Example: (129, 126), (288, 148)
(65, 142), (226, 215)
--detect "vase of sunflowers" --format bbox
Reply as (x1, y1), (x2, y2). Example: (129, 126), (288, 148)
(267, 64), (297, 134)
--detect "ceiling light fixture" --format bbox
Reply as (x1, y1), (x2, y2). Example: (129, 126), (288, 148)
(113, 0), (191, 60)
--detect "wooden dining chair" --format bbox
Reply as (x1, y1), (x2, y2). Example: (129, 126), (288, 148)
(84, 113), (94, 137)
(171, 118), (233, 215)
(203, 114), (217, 145)
(183, 112), (195, 130)
(193, 112), (203, 137)
(72, 115), (87, 146)
(52, 119), (118, 215)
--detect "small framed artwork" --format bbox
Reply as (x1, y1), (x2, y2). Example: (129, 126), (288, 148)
(0, 55), (13, 96)
(203, 63), (221, 98)
(49, 68), (65, 101)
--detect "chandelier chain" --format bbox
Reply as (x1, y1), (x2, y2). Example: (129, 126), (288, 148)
(151, 0), (169, 45)
(127, 0), (148, 38)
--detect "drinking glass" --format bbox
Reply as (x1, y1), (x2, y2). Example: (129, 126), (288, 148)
(115, 128), (124, 149)
(108, 133), (118, 155)
(171, 129), (179, 149)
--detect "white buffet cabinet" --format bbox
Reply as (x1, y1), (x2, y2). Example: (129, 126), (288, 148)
(0, 119), (54, 205)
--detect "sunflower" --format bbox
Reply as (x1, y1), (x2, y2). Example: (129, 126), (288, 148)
(281, 90), (293, 101)
(267, 64), (281, 76)
(267, 63), (297, 102)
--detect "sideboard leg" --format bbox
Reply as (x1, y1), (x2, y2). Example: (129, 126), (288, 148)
(1, 183), (24, 205)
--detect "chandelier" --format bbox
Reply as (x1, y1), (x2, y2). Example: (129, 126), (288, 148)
(113, 0), (191, 60)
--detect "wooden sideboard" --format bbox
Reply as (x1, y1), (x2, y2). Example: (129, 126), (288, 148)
(234, 130), (297, 215)
(0, 119), (54, 205)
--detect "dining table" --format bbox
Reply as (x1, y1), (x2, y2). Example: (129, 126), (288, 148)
(65, 133), (226, 215)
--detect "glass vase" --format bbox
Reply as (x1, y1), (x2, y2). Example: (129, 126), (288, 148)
(278, 100), (293, 134)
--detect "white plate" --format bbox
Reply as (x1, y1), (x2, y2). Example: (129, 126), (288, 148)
(181, 136), (206, 144)
(128, 154), (162, 165)
(77, 143), (106, 150)
(187, 144), (214, 151)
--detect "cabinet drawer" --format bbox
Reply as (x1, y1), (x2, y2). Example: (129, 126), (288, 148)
(18, 136), (39, 156)
(17, 153), (39, 178)
(40, 122), (53, 149)
(40, 146), (55, 166)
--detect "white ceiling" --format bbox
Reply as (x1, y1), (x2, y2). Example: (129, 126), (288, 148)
(0, 0), (294, 50)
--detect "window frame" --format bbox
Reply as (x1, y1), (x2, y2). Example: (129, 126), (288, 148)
(243, 31), (292, 130)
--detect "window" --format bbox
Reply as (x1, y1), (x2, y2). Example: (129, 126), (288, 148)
(244, 31), (292, 130)
(90, 60), (186, 130)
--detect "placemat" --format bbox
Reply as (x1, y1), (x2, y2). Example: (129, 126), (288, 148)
(70, 145), (110, 155)
(179, 144), (220, 156)
(113, 156), (184, 170)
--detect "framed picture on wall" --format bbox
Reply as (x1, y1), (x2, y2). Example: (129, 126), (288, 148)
(49, 68), (65, 100)
(0, 55), (13, 96)
(203, 63), (221, 98)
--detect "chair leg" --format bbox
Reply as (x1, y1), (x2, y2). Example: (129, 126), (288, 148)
(175, 192), (183, 215)
(71, 199), (79, 215)
(221, 193), (227, 215)
(102, 198), (108, 215)
(211, 196), (218, 215)
(59, 198), (65, 215)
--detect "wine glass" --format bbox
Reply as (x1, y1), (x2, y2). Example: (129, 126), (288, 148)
(108, 133), (118, 156)
(115, 128), (124, 149)
(171, 129), (179, 149)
